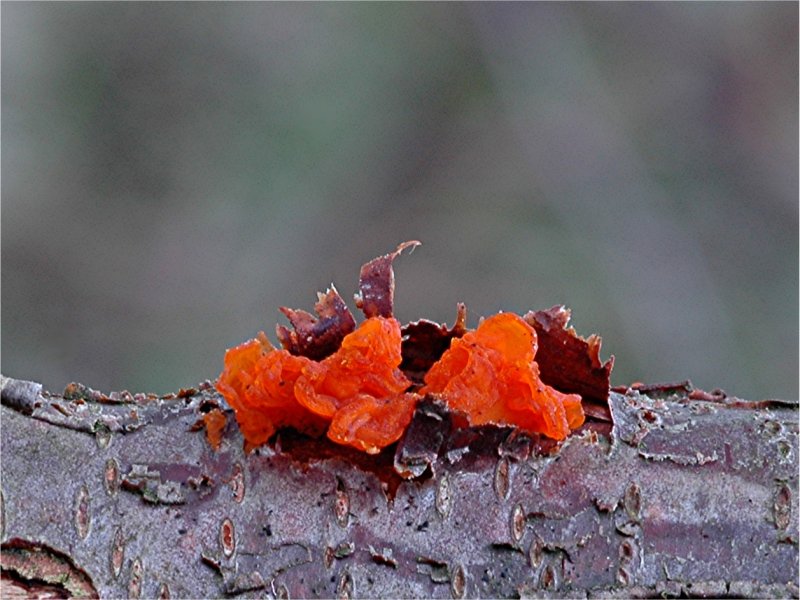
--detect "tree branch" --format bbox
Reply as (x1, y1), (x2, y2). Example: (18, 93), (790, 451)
(1, 376), (797, 598)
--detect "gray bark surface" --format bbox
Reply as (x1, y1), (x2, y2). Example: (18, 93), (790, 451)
(1, 376), (797, 598)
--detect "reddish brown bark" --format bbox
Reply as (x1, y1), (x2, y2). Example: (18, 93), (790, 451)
(1, 375), (797, 598)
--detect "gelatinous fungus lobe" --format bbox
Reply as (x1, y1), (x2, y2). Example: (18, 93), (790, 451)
(422, 313), (584, 440)
(327, 392), (418, 454)
(217, 335), (326, 451)
(216, 337), (273, 448)
(202, 408), (227, 451)
(218, 313), (417, 453)
(296, 317), (417, 453)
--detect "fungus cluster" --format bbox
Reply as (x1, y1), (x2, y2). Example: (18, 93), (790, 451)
(217, 242), (611, 454)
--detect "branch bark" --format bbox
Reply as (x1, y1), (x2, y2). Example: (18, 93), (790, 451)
(1, 376), (797, 598)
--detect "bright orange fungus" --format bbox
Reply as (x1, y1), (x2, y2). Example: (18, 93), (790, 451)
(216, 336), (327, 452)
(202, 408), (228, 451)
(217, 317), (417, 454)
(421, 312), (584, 440)
(217, 312), (584, 453)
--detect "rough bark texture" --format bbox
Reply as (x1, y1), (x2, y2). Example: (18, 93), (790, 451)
(1, 375), (797, 599)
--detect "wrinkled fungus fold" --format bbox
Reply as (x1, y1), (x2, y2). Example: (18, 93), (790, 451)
(218, 317), (418, 453)
(421, 313), (584, 440)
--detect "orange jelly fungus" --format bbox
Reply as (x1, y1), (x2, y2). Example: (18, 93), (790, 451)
(421, 312), (584, 440)
(295, 316), (416, 453)
(217, 317), (417, 453)
(202, 408), (228, 451)
(218, 312), (585, 453)
(217, 336), (327, 452)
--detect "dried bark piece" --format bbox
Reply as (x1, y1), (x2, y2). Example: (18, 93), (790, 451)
(276, 286), (356, 361)
(355, 240), (420, 318)
(524, 305), (614, 405)
(401, 303), (468, 384)
(393, 398), (452, 479)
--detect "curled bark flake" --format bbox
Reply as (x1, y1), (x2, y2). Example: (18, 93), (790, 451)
(523, 305), (614, 405)
(393, 398), (451, 479)
(401, 303), (467, 384)
(277, 286), (356, 361)
(629, 380), (693, 399)
(368, 545), (398, 568)
(355, 240), (420, 319)
(1, 376), (42, 415)
(416, 556), (451, 584)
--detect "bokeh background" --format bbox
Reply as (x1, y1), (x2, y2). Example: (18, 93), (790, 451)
(2, 3), (797, 400)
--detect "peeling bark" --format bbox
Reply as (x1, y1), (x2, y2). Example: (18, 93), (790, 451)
(1, 375), (797, 599)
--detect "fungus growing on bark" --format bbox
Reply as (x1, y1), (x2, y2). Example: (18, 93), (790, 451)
(216, 242), (610, 457)
(217, 335), (326, 452)
(202, 408), (227, 451)
(421, 312), (584, 440)
(295, 316), (417, 453)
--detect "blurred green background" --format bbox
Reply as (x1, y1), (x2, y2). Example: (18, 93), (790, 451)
(2, 3), (797, 400)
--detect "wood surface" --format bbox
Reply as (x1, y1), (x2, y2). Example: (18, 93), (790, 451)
(1, 375), (797, 598)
